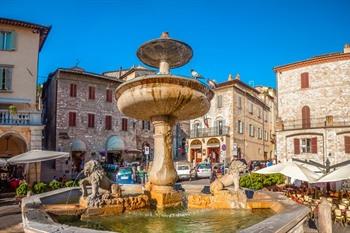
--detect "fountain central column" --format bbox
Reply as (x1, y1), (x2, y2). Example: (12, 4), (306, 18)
(149, 115), (177, 190)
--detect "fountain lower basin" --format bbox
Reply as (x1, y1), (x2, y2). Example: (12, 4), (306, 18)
(21, 187), (310, 233)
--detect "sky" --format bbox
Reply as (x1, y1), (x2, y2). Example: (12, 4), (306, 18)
(1, 0), (350, 87)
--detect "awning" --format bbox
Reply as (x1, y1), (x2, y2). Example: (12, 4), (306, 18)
(0, 97), (31, 104)
(7, 150), (69, 164)
(317, 164), (350, 183)
(190, 144), (202, 149)
(71, 139), (87, 152)
(125, 149), (142, 153)
(106, 136), (125, 152)
(207, 143), (220, 148)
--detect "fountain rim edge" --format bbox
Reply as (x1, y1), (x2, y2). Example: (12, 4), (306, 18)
(115, 74), (215, 101)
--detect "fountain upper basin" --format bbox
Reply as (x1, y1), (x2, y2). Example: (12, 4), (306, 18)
(115, 74), (214, 121)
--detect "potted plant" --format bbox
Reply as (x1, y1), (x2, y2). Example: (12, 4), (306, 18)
(8, 105), (17, 115)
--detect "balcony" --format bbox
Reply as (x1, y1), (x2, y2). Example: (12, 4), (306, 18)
(0, 110), (42, 126)
(280, 116), (350, 131)
(190, 126), (229, 138)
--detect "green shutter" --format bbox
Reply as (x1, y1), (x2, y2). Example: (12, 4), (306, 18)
(5, 68), (12, 90)
(0, 33), (4, 50)
(0, 68), (3, 89)
(5, 32), (16, 50)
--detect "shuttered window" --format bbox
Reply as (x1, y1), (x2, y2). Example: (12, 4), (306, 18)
(0, 66), (12, 90)
(70, 83), (77, 97)
(68, 112), (76, 127)
(105, 115), (112, 130)
(301, 72), (309, 89)
(217, 95), (223, 108)
(311, 137), (317, 154)
(345, 136), (350, 153)
(0, 31), (16, 51)
(302, 106), (311, 128)
(294, 138), (300, 154)
(88, 114), (95, 128)
(122, 118), (128, 131)
(106, 89), (113, 102)
(88, 86), (95, 100)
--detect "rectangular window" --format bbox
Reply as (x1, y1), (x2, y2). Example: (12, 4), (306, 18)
(0, 66), (13, 90)
(258, 128), (262, 139)
(217, 95), (223, 108)
(142, 120), (151, 130)
(88, 113), (95, 128)
(264, 111), (268, 122)
(345, 136), (350, 153)
(301, 138), (311, 153)
(0, 31), (16, 51)
(301, 72), (309, 89)
(258, 108), (261, 118)
(88, 86), (95, 100)
(249, 124), (254, 137)
(238, 120), (244, 134)
(68, 112), (76, 127)
(237, 96), (242, 109)
(122, 118), (128, 131)
(70, 83), (77, 97)
(264, 130), (268, 141)
(105, 115), (112, 130)
(106, 89), (113, 102)
(249, 102), (253, 114)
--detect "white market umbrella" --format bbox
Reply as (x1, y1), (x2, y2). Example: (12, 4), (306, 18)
(0, 158), (7, 167)
(254, 161), (322, 183)
(317, 164), (350, 183)
(7, 150), (69, 164)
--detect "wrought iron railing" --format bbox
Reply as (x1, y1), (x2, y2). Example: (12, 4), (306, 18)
(0, 110), (42, 126)
(281, 116), (350, 130)
(190, 126), (229, 138)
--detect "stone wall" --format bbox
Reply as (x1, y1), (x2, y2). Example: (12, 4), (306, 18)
(276, 56), (350, 164)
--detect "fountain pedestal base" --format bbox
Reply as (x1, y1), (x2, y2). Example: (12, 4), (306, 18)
(188, 189), (247, 209)
(148, 186), (183, 209)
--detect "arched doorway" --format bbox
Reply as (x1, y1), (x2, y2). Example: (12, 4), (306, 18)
(0, 133), (27, 158)
(71, 139), (87, 176)
(106, 136), (125, 165)
(207, 138), (220, 163)
(0, 133), (27, 180)
(190, 140), (202, 164)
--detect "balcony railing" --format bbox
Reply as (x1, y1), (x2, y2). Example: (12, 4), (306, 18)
(190, 126), (229, 138)
(281, 116), (350, 131)
(0, 110), (42, 126)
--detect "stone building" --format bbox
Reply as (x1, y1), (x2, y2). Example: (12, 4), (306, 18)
(0, 18), (50, 183)
(42, 67), (155, 180)
(275, 44), (350, 166)
(187, 74), (276, 165)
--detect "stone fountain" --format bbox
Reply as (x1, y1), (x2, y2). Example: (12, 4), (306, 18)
(115, 32), (214, 208)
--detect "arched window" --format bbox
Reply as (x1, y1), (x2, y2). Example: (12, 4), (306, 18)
(302, 106), (310, 128)
(214, 117), (225, 135)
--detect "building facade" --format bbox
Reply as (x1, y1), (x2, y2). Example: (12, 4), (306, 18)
(275, 45), (350, 166)
(42, 67), (155, 180)
(0, 18), (50, 182)
(187, 75), (276, 165)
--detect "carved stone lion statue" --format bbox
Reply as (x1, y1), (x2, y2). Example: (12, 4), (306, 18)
(210, 159), (247, 194)
(79, 160), (121, 206)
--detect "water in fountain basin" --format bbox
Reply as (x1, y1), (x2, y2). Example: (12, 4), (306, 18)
(65, 170), (84, 207)
(55, 208), (274, 233)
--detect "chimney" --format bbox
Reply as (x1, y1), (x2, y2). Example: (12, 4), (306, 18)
(228, 73), (233, 81)
(235, 73), (240, 80)
(344, 44), (350, 53)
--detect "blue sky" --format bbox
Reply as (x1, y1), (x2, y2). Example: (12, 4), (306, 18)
(1, 0), (350, 87)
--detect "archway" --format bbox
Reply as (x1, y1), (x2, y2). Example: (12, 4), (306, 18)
(207, 138), (220, 163)
(105, 136), (125, 165)
(0, 133), (27, 180)
(190, 140), (202, 164)
(0, 133), (27, 158)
